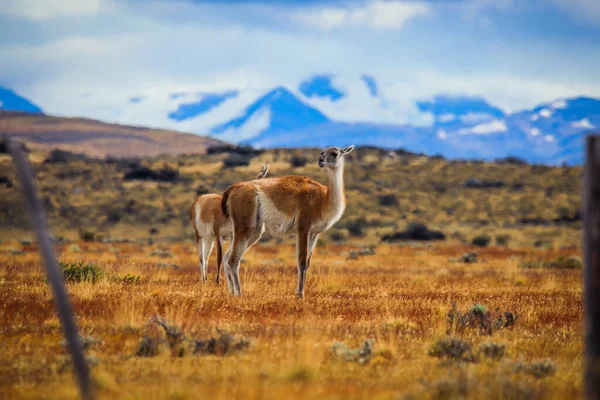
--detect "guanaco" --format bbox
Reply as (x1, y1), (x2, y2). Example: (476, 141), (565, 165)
(190, 164), (269, 283)
(221, 146), (354, 298)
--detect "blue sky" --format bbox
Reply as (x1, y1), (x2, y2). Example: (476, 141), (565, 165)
(1, 0), (599, 135)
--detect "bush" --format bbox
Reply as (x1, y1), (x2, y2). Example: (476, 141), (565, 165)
(79, 228), (96, 242)
(207, 144), (261, 156)
(193, 331), (251, 356)
(290, 155), (308, 168)
(472, 235), (491, 247)
(479, 343), (505, 360)
(464, 178), (506, 189)
(222, 153), (253, 168)
(446, 303), (517, 336)
(381, 222), (445, 242)
(378, 194), (398, 207)
(106, 210), (122, 223)
(496, 234), (511, 246)
(513, 359), (556, 378)
(137, 316), (251, 358)
(124, 165), (179, 183)
(520, 256), (582, 270)
(495, 156), (528, 165)
(195, 183), (211, 196)
(345, 218), (368, 237)
(0, 176), (13, 188)
(429, 337), (476, 362)
(330, 339), (374, 364)
(44, 149), (87, 163)
(329, 230), (347, 242)
(60, 262), (104, 283)
(456, 252), (478, 263)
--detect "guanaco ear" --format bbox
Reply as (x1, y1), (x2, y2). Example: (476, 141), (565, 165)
(341, 145), (355, 155)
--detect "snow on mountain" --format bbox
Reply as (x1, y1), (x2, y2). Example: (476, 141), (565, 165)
(210, 86), (330, 143)
(2, 81), (599, 165)
(168, 90), (238, 122)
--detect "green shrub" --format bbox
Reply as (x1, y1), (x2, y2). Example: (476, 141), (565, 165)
(429, 337), (476, 362)
(472, 235), (491, 247)
(60, 262), (104, 283)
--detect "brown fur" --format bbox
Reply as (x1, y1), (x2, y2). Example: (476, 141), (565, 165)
(193, 165), (270, 283)
(221, 146), (354, 298)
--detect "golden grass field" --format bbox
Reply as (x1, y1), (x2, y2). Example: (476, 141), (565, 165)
(0, 238), (582, 399)
(0, 145), (585, 399)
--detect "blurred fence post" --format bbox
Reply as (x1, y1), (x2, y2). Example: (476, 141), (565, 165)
(7, 139), (95, 400)
(585, 135), (600, 399)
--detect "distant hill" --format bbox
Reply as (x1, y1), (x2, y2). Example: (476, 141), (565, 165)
(0, 111), (223, 158)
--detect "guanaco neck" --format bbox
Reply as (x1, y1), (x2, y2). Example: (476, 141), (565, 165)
(326, 159), (346, 214)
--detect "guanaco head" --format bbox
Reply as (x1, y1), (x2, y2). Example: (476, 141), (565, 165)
(318, 145), (354, 169)
(256, 163), (270, 179)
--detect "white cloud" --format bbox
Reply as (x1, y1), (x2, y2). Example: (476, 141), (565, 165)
(460, 112), (495, 124)
(572, 118), (595, 129)
(437, 129), (448, 139)
(1, 0), (600, 142)
(530, 114), (539, 121)
(459, 119), (507, 135)
(539, 109), (553, 118)
(544, 134), (555, 142)
(551, 99), (567, 109)
(294, 1), (430, 30)
(0, 0), (106, 20)
(530, 127), (541, 136)
(437, 113), (456, 123)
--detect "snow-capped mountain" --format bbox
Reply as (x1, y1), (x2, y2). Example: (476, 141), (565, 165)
(210, 87), (330, 143)
(3, 82), (598, 165)
(207, 83), (599, 164)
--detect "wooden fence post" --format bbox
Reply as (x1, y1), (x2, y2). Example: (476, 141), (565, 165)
(585, 135), (600, 399)
(7, 139), (95, 400)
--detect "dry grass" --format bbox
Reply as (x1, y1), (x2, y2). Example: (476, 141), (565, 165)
(0, 240), (582, 399)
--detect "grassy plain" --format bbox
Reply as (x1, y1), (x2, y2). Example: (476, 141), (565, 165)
(0, 240), (582, 399)
(0, 147), (584, 399)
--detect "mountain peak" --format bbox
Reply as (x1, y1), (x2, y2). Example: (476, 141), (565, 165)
(211, 86), (329, 143)
(0, 87), (43, 114)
